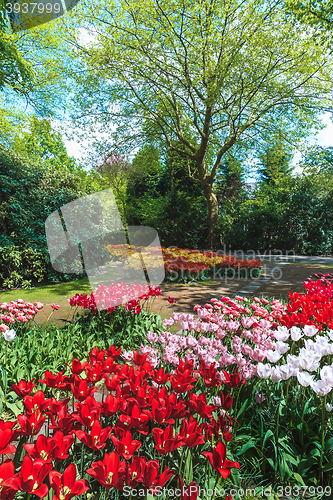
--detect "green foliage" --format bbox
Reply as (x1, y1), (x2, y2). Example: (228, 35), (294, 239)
(0, 0), (34, 94)
(0, 308), (164, 396)
(0, 246), (85, 289)
(72, 307), (164, 351)
(230, 380), (333, 489)
(0, 146), (87, 248)
(0, 146), (91, 286)
(215, 154), (249, 244)
(284, 0), (333, 35)
(222, 169), (333, 255)
(299, 144), (333, 174)
(258, 141), (294, 185)
(126, 144), (209, 249)
(12, 115), (78, 171)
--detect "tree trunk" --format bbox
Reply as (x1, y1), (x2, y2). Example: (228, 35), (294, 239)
(201, 182), (221, 250)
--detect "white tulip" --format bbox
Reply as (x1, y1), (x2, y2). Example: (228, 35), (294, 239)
(274, 328), (290, 342)
(297, 371), (315, 387)
(280, 364), (296, 380)
(290, 326), (303, 341)
(286, 354), (300, 369)
(3, 329), (16, 342)
(266, 350), (282, 363)
(256, 363), (272, 379)
(303, 325), (319, 337)
(320, 366), (333, 387)
(311, 380), (332, 397)
(275, 341), (290, 355)
(271, 367), (283, 383)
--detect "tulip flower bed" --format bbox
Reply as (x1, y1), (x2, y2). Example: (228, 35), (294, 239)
(138, 288), (333, 488)
(105, 245), (262, 282)
(3, 279), (333, 492)
(0, 346), (243, 500)
(311, 273), (333, 286)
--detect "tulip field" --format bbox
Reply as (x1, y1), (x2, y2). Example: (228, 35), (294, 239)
(0, 274), (333, 500)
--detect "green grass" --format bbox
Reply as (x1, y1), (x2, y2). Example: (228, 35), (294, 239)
(0, 277), (222, 305)
(0, 278), (92, 304)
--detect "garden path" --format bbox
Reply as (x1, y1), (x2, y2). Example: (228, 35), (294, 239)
(35, 261), (333, 324)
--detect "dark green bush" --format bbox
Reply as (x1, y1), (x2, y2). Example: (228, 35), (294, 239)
(0, 246), (86, 289)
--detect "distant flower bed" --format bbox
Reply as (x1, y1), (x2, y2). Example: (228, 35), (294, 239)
(312, 272), (333, 285)
(105, 245), (262, 282)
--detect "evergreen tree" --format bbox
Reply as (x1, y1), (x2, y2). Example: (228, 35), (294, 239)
(258, 141), (294, 185)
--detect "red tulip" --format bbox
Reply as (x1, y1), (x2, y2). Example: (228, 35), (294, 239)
(17, 410), (45, 436)
(179, 475), (199, 500)
(89, 347), (106, 365)
(143, 398), (175, 425)
(104, 373), (121, 391)
(86, 452), (126, 490)
(49, 464), (89, 500)
(221, 369), (246, 388)
(38, 370), (64, 389)
(0, 426), (18, 455)
(119, 403), (150, 435)
(23, 390), (51, 415)
(220, 391), (233, 412)
(124, 456), (145, 487)
(70, 378), (97, 402)
(51, 431), (75, 462)
(47, 404), (80, 435)
(110, 428), (142, 459)
(75, 419), (112, 451)
(24, 431), (74, 462)
(140, 459), (174, 493)
(65, 358), (87, 375)
(101, 394), (121, 417)
(200, 361), (221, 388)
(3, 456), (52, 498)
(72, 398), (102, 428)
(12, 379), (36, 398)
(179, 417), (205, 448)
(170, 373), (196, 394)
(105, 345), (122, 361)
(152, 368), (170, 385)
(132, 350), (149, 366)
(153, 425), (186, 455)
(0, 459), (16, 500)
(188, 393), (216, 419)
(202, 442), (240, 478)
(85, 362), (105, 383)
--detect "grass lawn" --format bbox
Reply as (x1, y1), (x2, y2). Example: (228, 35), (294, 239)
(0, 278), (219, 303)
(0, 278), (92, 304)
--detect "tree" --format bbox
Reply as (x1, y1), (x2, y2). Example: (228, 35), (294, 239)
(93, 153), (133, 223)
(0, 146), (88, 248)
(215, 154), (244, 200)
(284, 0), (333, 33)
(258, 141), (294, 185)
(12, 115), (78, 171)
(126, 144), (208, 248)
(0, 0), (34, 95)
(64, 0), (333, 249)
(299, 144), (333, 174)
